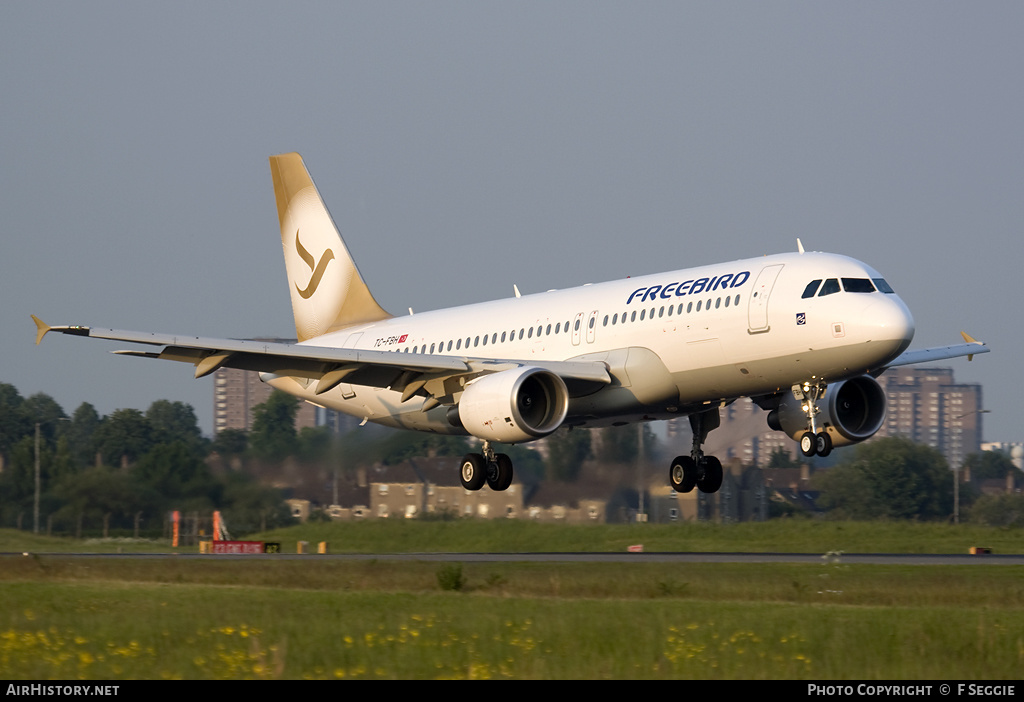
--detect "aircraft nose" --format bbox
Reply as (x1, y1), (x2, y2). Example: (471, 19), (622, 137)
(864, 295), (915, 353)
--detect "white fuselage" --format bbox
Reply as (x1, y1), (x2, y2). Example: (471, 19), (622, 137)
(265, 251), (915, 436)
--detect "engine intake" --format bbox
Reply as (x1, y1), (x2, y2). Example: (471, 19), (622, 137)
(767, 375), (887, 448)
(454, 367), (569, 443)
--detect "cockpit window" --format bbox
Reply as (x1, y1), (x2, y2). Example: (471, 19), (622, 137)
(801, 280), (822, 299)
(873, 278), (895, 294)
(818, 278), (841, 296)
(841, 278), (876, 293)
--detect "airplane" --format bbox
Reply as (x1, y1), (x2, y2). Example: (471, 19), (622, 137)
(34, 152), (989, 494)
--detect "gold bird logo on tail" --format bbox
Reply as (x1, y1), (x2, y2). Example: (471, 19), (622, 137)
(294, 229), (335, 299)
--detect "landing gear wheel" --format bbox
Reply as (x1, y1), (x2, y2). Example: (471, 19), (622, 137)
(669, 455), (698, 493)
(815, 432), (833, 458)
(460, 453), (486, 491)
(697, 456), (724, 494)
(799, 431), (817, 457)
(487, 453), (514, 491)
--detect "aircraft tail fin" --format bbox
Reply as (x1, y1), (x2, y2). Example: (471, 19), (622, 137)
(269, 152), (392, 341)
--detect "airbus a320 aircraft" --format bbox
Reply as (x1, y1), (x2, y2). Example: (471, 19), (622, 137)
(34, 153), (989, 494)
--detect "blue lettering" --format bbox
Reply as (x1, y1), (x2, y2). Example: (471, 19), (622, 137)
(642, 285), (662, 302)
(627, 287), (647, 304)
(625, 270), (751, 304)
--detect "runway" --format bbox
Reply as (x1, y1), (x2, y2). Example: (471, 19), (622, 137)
(7, 551), (1024, 565)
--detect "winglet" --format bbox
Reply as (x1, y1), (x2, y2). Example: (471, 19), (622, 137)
(960, 331), (982, 361)
(31, 315), (51, 345)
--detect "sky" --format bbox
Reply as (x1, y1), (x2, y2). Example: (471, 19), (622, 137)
(2, 2), (1021, 443)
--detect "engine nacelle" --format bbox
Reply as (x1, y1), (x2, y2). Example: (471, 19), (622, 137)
(766, 375), (887, 448)
(453, 367), (569, 443)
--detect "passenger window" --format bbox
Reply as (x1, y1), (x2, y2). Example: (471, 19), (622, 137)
(819, 279), (840, 296)
(640, 309), (646, 321)
(802, 280), (822, 298)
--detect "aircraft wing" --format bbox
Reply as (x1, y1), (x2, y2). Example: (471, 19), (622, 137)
(883, 332), (990, 369)
(31, 317), (611, 402)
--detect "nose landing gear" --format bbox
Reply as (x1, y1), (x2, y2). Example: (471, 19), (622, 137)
(793, 381), (833, 458)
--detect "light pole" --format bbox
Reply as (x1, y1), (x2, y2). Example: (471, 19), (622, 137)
(953, 409), (990, 525)
(34, 423), (40, 534)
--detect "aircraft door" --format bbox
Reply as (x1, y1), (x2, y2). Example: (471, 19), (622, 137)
(748, 264), (784, 333)
(571, 312), (584, 346)
(586, 310), (599, 344)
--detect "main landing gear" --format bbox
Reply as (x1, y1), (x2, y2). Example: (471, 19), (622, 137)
(793, 381), (833, 458)
(460, 441), (514, 492)
(669, 408), (724, 494)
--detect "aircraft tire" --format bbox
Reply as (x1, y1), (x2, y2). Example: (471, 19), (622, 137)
(669, 456), (698, 493)
(697, 456), (723, 494)
(799, 431), (817, 457)
(460, 453), (487, 491)
(488, 454), (514, 491)
(815, 432), (833, 458)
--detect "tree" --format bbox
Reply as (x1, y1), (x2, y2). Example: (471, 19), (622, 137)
(961, 451), (1016, 483)
(211, 428), (248, 458)
(146, 400), (205, 454)
(0, 383), (30, 457)
(67, 402), (102, 468)
(967, 493), (1024, 528)
(133, 441), (220, 508)
(546, 428), (592, 481)
(816, 437), (953, 520)
(249, 391), (300, 462)
(596, 424), (657, 464)
(93, 408), (154, 467)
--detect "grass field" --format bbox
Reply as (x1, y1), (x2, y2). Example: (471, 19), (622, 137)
(2, 521), (1022, 679)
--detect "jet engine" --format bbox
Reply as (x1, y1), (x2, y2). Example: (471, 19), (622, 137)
(766, 375), (887, 448)
(452, 367), (569, 443)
